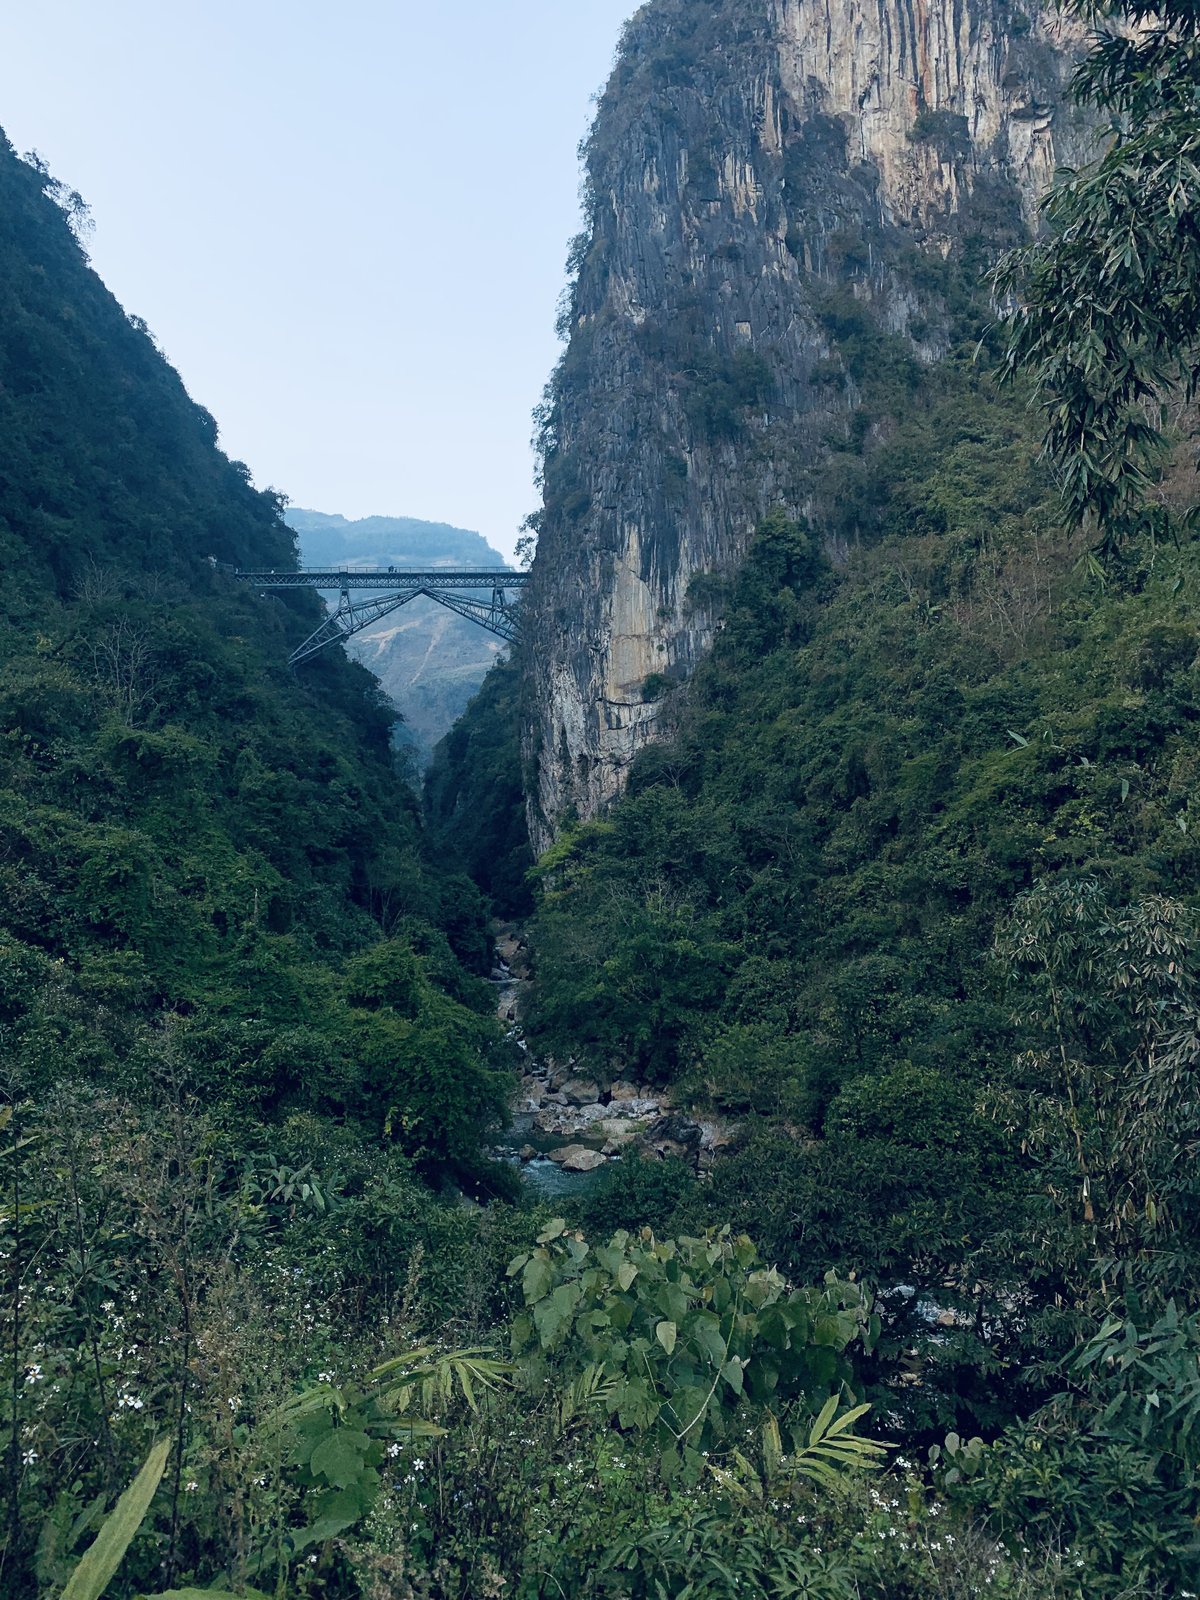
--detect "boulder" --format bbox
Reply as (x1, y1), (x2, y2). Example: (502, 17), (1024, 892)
(646, 1114), (703, 1166)
(547, 1143), (589, 1166)
(597, 1122), (638, 1145)
(562, 1147), (607, 1173)
(563, 1077), (601, 1107)
(609, 1079), (640, 1101)
(519, 1145), (537, 1162)
(698, 1119), (736, 1153)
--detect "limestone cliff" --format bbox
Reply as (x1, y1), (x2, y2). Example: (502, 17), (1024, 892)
(523, 0), (1092, 852)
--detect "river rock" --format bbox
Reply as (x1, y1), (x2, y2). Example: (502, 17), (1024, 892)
(609, 1079), (639, 1100)
(519, 1145), (537, 1162)
(596, 1120), (638, 1141)
(495, 931), (529, 976)
(562, 1147), (607, 1173)
(547, 1143), (590, 1166)
(698, 1119), (736, 1153)
(647, 1113), (704, 1165)
(563, 1077), (601, 1106)
(600, 1097), (658, 1120)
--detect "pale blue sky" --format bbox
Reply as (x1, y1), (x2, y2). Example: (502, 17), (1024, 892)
(0, 1), (636, 559)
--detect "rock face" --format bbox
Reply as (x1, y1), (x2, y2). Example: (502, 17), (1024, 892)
(523, 0), (1092, 851)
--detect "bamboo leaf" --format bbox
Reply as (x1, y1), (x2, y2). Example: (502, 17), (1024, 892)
(807, 1394), (839, 1447)
(62, 1436), (170, 1600)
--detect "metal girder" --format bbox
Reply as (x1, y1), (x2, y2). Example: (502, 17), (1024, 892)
(238, 568), (525, 592)
(234, 568), (527, 666)
(422, 586), (520, 644)
(289, 587), (426, 665)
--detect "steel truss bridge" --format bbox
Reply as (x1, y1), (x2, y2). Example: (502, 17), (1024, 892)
(234, 568), (528, 666)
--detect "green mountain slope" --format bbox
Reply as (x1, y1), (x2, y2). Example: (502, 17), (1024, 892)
(0, 129), (526, 1595)
(0, 131), (505, 1161)
(525, 347), (1200, 1100)
(440, 272), (1200, 1444)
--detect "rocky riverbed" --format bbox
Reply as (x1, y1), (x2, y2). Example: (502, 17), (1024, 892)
(489, 926), (736, 1190)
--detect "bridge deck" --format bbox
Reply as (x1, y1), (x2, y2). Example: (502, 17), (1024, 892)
(236, 568), (525, 590)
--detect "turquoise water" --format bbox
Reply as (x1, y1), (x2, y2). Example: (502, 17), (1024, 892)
(490, 965), (615, 1198)
(494, 1112), (615, 1198)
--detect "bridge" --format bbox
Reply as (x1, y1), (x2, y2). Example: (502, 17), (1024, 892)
(234, 568), (529, 665)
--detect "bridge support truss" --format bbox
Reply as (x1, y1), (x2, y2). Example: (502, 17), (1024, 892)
(233, 569), (526, 665)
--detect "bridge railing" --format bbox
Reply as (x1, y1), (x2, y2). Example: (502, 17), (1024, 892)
(235, 568), (526, 591)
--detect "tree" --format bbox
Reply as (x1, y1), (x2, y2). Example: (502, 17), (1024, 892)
(993, 879), (1200, 1293)
(996, 0), (1200, 546)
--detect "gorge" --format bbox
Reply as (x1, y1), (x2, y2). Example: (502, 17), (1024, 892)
(4, 0), (1200, 1595)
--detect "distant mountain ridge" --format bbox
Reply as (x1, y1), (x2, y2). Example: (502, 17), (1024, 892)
(287, 508), (506, 570)
(285, 508), (511, 762)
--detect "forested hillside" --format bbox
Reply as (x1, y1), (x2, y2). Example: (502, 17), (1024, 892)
(0, 131), (524, 1598)
(426, 0), (1200, 1589)
(7, 0), (1200, 1588)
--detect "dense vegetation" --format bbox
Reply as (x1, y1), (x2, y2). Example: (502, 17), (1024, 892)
(995, 0), (1200, 545)
(0, 131), (527, 1597)
(425, 657), (535, 917)
(435, 22), (1200, 1583)
(6, 0), (1200, 1588)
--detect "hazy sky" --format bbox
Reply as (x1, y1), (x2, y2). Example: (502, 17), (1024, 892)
(0, 1), (636, 559)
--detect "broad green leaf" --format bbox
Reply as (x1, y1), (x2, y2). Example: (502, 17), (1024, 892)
(762, 1413), (783, 1477)
(145, 1590), (271, 1599)
(309, 1428), (371, 1489)
(655, 1319), (678, 1355)
(522, 1256), (554, 1304)
(455, 1360), (476, 1412)
(822, 1401), (872, 1438)
(62, 1436), (170, 1600)
(292, 1482), (375, 1550)
(533, 1296), (566, 1348)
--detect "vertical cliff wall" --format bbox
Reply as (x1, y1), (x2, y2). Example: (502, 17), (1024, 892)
(523, 0), (1091, 852)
